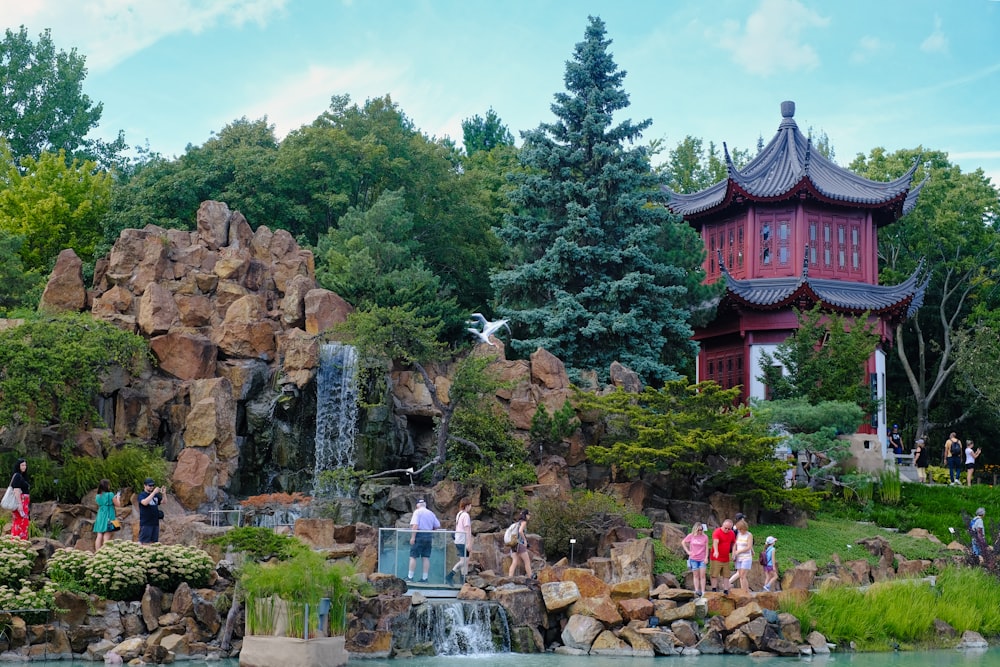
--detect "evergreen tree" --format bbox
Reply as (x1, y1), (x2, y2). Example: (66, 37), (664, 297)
(492, 16), (698, 384)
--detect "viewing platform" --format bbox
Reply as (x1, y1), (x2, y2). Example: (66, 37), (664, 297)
(378, 528), (467, 598)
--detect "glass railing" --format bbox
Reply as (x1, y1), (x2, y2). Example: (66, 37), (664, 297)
(378, 528), (465, 586)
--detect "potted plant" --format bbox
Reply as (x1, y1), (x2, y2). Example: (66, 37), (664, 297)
(238, 548), (355, 667)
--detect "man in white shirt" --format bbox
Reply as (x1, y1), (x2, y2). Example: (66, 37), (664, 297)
(407, 499), (440, 582)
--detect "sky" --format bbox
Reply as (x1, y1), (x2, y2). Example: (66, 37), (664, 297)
(2, 0), (1000, 185)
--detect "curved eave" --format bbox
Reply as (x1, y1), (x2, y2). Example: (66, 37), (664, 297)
(722, 265), (926, 320)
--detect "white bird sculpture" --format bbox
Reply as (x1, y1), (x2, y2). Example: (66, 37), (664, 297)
(467, 313), (512, 347)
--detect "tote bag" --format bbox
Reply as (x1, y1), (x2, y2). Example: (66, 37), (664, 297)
(1, 479), (18, 511)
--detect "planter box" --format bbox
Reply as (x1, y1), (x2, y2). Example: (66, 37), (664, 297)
(239, 635), (347, 667)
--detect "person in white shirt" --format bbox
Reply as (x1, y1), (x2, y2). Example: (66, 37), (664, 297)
(446, 498), (473, 586)
(407, 499), (440, 582)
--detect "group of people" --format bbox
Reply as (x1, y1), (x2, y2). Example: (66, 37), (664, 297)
(892, 426), (983, 487)
(681, 513), (779, 597)
(407, 499), (534, 585)
(6, 460), (165, 548)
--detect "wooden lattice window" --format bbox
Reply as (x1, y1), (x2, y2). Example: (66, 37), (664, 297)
(761, 222), (772, 265)
(778, 220), (790, 265)
(823, 223), (832, 266)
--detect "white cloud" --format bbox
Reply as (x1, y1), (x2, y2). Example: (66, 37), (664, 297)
(851, 35), (885, 64)
(712, 0), (830, 76)
(920, 15), (948, 54)
(0, 0), (288, 71)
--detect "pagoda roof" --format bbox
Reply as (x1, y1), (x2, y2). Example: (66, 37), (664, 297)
(665, 101), (927, 221)
(719, 255), (929, 321)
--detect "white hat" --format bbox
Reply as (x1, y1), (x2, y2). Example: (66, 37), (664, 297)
(416, 498), (426, 506)
(765, 536), (777, 545)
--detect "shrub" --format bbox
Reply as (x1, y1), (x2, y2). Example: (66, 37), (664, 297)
(0, 582), (58, 623)
(84, 541), (149, 601)
(45, 548), (93, 585)
(529, 491), (628, 561)
(206, 527), (305, 562)
(145, 544), (214, 591)
(0, 535), (35, 587)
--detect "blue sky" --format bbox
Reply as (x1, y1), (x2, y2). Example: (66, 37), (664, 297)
(3, 0), (999, 185)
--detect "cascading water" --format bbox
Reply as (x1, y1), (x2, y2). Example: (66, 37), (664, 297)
(313, 342), (360, 496)
(410, 601), (510, 655)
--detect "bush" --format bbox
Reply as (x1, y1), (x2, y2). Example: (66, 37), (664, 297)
(84, 541), (150, 601)
(0, 535), (35, 587)
(45, 548), (92, 585)
(145, 544), (214, 591)
(528, 491), (628, 561)
(0, 582), (58, 623)
(206, 527), (305, 562)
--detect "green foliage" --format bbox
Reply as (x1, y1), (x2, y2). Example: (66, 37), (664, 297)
(581, 381), (811, 510)
(0, 143), (112, 271)
(853, 148), (1000, 437)
(315, 188), (464, 333)
(877, 469), (902, 505)
(659, 135), (751, 194)
(492, 17), (699, 384)
(625, 512), (653, 530)
(0, 27), (104, 162)
(461, 108), (514, 157)
(754, 399), (865, 476)
(50, 541), (215, 601)
(205, 527), (306, 562)
(0, 535), (35, 587)
(652, 539), (688, 579)
(0, 582), (58, 623)
(0, 313), (149, 432)
(0, 230), (43, 313)
(446, 355), (535, 508)
(240, 550), (356, 636)
(758, 305), (880, 414)
(44, 548), (91, 585)
(819, 482), (1000, 543)
(333, 305), (445, 370)
(529, 401), (579, 450)
(528, 490), (629, 561)
(52, 444), (168, 503)
(782, 567), (1000, 650)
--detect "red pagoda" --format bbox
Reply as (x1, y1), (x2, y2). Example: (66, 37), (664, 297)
(665, 101), (927, 450)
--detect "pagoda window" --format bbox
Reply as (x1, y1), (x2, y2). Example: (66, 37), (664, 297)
(778, 220), (790, 265)
(823, 223), (832, 266)
(851, 224), (861, 270)
(761, 222), (771, 265)
(737, 227), (744, 268)
(708, 231), (718, 277)
(809, 222), (818, 264)
(728, 228), (735, 269)
(838, 224), (847, 268)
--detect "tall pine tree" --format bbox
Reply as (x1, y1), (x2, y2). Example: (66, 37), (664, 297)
(492, 16), (699, 384)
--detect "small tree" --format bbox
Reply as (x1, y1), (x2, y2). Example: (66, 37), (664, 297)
(580, 380), (816, 510)
(759, 305), (881, 415)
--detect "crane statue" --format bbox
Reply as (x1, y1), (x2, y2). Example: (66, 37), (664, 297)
(467, 313), (511, 347)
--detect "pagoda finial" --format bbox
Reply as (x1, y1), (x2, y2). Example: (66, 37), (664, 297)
(723, 142), (737, 178)
(802, 245), (810, 278)
(781, 101), (795, 118)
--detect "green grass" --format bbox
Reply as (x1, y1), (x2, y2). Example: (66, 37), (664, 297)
(752, 517), (952, 568)
(818, 481), (1000, 544)
(780, 566), (1000, 651)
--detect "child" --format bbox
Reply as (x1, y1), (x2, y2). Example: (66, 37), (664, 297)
(762, 536), (778, 592)
(681, 523), (709, 597)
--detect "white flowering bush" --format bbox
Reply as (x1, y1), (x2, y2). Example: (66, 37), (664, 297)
(0, 582), (58, 623)
(145, 544), (213, 591)
(0, 535), (35, 587)
(84, 541), (150, 601)
(45, 548), (93, 585)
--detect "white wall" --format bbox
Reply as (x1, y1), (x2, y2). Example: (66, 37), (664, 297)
(747, 343), (781, 401)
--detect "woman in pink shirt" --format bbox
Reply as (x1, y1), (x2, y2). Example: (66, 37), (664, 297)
(681, 522), (709, 598)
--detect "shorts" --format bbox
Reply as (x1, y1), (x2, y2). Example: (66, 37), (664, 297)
(735, 557), (753, 571)
(764, 565), (775, 574)
(966, 463), (976, 470)
(455, 543), (467, 557)
(709, 560), (731, 579)
(513, 543), (527, 555)
(688, 559), (705, 570)
(138, 523), (160, 544)
(409, 535), (432, 558)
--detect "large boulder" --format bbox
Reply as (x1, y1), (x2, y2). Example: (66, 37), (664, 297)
(561, 614), (604, 651)
(149, 331), (217, 381)
(39, 249), (87, 312)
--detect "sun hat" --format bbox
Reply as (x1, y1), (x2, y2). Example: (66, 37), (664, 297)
(977, 508), (986, 516)
(765, 536), (777, 545)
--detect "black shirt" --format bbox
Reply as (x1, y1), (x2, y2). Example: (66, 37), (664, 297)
(10, 472), (29, 493)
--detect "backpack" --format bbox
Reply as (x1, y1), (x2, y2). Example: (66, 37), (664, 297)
(950, 440), (961, 457)
(504, 521), (521, 547)
(758, 547), (769, 567)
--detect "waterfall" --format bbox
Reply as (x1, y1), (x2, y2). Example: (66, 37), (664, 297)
(410, 601), (510, 656)
(313, 342), (359, 495)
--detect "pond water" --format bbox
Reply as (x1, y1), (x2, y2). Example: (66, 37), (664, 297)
(7, 648), (999, 667)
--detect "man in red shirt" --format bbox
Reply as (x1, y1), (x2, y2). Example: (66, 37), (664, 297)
(710, 519), (736, 594)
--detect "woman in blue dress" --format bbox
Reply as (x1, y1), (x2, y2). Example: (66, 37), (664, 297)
(93, 479), (121, 550)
